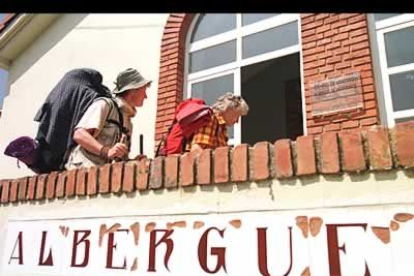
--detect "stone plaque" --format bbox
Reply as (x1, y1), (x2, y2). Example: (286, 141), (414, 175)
(311, 72), (364, 116)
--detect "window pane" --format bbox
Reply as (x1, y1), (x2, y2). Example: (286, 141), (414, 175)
(389, 70), (414, 112)
(384, 26), (414, 67)
(242, 13), (280, 26)
(191, 14), (236, 42)
(190, 40), (236, 73)
(242, 21), (298, 59)
(374, 13), (401, 22)
(191, 74), (235, 138)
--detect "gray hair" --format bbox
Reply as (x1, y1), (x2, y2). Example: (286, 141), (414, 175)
(212, 92), (249, 115)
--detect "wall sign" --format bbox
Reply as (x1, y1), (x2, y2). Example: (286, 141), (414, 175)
(311, 72), (364, 117)
(2, 210), (414, 276)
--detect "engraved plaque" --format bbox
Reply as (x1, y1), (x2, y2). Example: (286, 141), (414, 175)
(311, 72), (364, 117)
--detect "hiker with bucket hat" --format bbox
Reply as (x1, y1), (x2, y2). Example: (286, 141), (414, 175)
(65, 68), (151, 170)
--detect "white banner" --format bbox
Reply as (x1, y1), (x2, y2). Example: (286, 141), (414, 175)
(2, 209), (414, 276)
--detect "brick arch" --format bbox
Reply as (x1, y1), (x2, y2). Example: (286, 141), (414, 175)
(154, 13), (196, 151)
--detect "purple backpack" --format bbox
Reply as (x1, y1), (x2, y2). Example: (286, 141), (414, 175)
(4, 136), (41, 173)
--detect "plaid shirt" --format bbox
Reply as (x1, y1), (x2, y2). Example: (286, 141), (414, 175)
(186, 112), (228, 150)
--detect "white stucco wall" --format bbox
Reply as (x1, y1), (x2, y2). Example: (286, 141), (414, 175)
(1, 170), (414, 275)
(0, 13), (169, 179)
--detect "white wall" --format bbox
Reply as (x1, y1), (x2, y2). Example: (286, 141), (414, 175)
(1, 170), (414, 275)
(0, 14), (169, 179)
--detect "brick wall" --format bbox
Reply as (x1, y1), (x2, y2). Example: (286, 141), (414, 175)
(154, 13), (381, 152)
(2, 122), (414, 205)
(301, 13), (379, 134)
(155, 13), (194, 152)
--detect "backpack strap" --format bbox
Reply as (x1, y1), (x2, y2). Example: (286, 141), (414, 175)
(100, 97), (130, 142)
(155, 118), (177, 157)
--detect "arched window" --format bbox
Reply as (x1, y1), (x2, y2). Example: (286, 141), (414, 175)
(184, 13), (305, 146)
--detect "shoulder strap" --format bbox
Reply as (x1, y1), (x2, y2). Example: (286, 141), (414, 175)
(100, 97), (128, 135)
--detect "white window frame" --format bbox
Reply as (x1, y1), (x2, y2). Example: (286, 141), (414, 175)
(183, 13), (305, 145)
(371, 13), (414, 126)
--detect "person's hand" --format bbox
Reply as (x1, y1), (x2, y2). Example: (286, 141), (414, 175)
(108, 143), (128, 159)
(133, 154), (147, 161)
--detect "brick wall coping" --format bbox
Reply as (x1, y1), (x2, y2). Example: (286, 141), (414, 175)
(1, 122), (414, 205)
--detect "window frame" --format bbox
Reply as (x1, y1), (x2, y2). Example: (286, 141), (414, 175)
(183, 13), (305, 145)
(374, 14), (414, 126)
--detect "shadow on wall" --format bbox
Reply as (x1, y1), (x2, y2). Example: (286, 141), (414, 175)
(7, 14), (88, 95)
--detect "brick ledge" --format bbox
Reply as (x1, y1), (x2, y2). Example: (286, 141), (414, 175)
(1, 122), (414, 205)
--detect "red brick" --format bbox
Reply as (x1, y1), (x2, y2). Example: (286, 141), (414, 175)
(341, 120), (359, 129)
(320, 132), (340, 174)
(351, 41), (370, 52)
(231, 144), (249, 182)
(111, 162), (124, 193)
(339, 131), (366, 172)
(301, 15), (315, 25)
(316, 50), (334, 59)
(197, 149), (212, 185)
(27, 176), (37, 200)
(350, 28), (368, 37)
(335, 61), (352, 70)
(149, 157), (164, 189)
(1, 180), (10, 203)
(352, 49), (371, 59)
(302, 29), (316, 38)
(64, 169), (76, 197)
(332, 46), (350, 56)
(181, 152), (196, 186)
(136, 158), (150, 190)
(252, 142), (271, 181)
(303, 54), (318, 63)
(327, 56), (342, 64)
(36, 174), (47, 200)
(338, 13), (357, 19)
(360, 117), (378, 126)
(303, 41), (317, 50)
(319, 65), (335, 73)
(315, 13), (330, 20)
(165, 155), (179, 189)
(302, 20), (324, 31)
(394, 123), (414, 168)
(214, 147), (230, 184)
(318, 38), (332, 46)
(316, 24), (331, 34)
(9, 180), (18, 203)
(74, 168), (86, 196)
(324, 15), (340, 25)
(308, 126), (323, 134)
(274, 139), (293, 179)
(348, 14), (366, 24)
(352, 56), (372, 66)
(331, 19), (348, 29)
(365, 127), (393, 170)
(326, 41), (342, 50)
(333, 32), (349, 42)
(362, 84), (375, 93)
(303, 46), (325, 56)
(87, 166), (98, 195)
(304, 68), (319, 77)
(324, 29), (339, 38)
(99, 164), (111, 194)
(18, 177), (28, 201)
(324, 123), (341, 132)
(123, 161), (136, 193)
(55, 172), (68, 199)
(296, 136), (317, 176)
(46, 171), (58, 199)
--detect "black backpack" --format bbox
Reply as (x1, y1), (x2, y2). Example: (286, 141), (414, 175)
(4, 68), (125, 174)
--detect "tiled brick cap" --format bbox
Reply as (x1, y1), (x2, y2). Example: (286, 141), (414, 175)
(1, 122), (414, 205)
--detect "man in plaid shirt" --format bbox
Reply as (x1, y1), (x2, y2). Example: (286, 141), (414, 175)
(187, 93), (249, 153)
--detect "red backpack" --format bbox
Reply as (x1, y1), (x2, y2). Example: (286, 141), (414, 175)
(156, 98), (213, 156)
